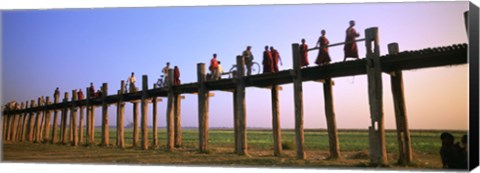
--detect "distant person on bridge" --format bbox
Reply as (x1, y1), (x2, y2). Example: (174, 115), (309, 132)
(315, 30), (331, 65)
(300, 38), (309, 67)
(173, 66), (181, 85)
(54, 87), (60, 98)
(270, 46), (282, 72)
(343, 20), (360, 62)
(263, 45), (274, 73)
(77, 89), (84, 100)
(213, 61), (224, 80)
(129, 72), (137, 93)
(242, 46), (254, 76)
(89, 83), (95, 98)
(162, 62), (170, 84)
(209, 53), (219, 80)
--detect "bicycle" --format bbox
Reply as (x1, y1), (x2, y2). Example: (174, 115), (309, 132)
(154, 75), (166, 88)
(228, 61), (261, 78)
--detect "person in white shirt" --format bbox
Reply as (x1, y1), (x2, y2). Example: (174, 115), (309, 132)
(129, 72), (136, 93)
(213, 61), (224, 80)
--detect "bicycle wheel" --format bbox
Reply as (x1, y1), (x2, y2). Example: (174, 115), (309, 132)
(251, 62), (261, 75)
(229, 65), (237, 78)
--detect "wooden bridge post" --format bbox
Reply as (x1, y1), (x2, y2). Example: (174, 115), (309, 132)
(27, 100), (36, 142)
(292, 43), (306, 159)
(197, 63), (210, 152)
(52, 93), (59, 143)
(365, 27), (387, 165)
(388, 43), (412, 164)
(117, 81), (126, 148)
(141, 75), (149, 150)
(21, 100), (29, 142)
(78, 96), (85, 144)
(174, 94), (182, 147)
(44, 97), (52, 142)
(5, 107), (11, 141)
(85, 87), (91, 145)
(133, 100), (139, 147)
(233, 89), (238, 153)
(71, 90), (79, 146)
(2, 110), (6, 141)
(152, 84), (158, 147)
(271, 85), (282, 156)
(34, 97), (43, 143)
(166, 69), (175, 151)
(323, 78), (341, 159)
(61, 92), (69, 144)
(101, 83), (109, 146)
(40, 98), (46, 141)
(16, 102), (25, 141)
(10, 104), (19, 142)
(234, 56), (247, 155)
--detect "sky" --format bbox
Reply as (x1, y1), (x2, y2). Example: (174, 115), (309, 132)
(1, 1), (470, 130)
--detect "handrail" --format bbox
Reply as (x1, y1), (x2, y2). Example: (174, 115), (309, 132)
(307, 38), (366, 51)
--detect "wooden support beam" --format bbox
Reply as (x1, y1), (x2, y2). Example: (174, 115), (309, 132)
(166, 69), (175, 151)
(61, 93), (69, 144)
(197, 63), (210, 153)
(141, 75), (149, 150)
(27, 100), (36, 142)
(85, 87), (91, 145)
(34, 97), (43, 143)
(117, 81), (126, 148)
(292, 43), (306, 159)
(10, 104), (19, 142)
(235, 56), (247, 155)
(71, 90), (78, 146)
(52, 93), (59, 144)
(22, 101), (29, 142)
(174, 93), (182, 147)
(388, 43), (412, 164)
(101, 83), (109, 146)
(44, 97), (52, 143)
(78, 98), (85, 145)
(323, 78), (341, 159)
(271, 85), (282, 156)
(2, 112), (6, 141)
(16, 102), (25, 141)
(152, 84), (158, 148)
(365, 27), (387, 165)
(132, 101), (139, 147)
(233, 89), (238, 153)
(40, 99), (47, 142)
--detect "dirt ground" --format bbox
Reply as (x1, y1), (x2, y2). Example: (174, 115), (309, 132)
(1, 141), (445, 171)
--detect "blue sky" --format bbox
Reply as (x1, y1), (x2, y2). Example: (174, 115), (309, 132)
(1, 2), (469, 130)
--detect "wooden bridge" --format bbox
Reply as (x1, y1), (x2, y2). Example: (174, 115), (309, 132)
(2, 27), (467, 165)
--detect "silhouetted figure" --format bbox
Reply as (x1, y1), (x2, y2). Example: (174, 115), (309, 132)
(457, 134), (468, 169)
(263, 46), (274, 73)
(77, 89), (84, 100)
(54, 87), (60, 98)
(270, 46), (282, 72)
(315, 30), (331, 65)
(96, 90), (103, 98)
(299, 38), (309, 67)
(343, 20), (360, 62)
(440, 132), (462, 169)
(89, 83), (96, 98)
(242, 46), (254, 76)
(162, 62), (170, 83)
(209, 54), (219, 80)
(129, 72), (137, 93)
(173, 66), (181, 85)
(213, 61), (224, 80)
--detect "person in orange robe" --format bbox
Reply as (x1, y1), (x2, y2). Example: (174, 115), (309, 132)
(270, 46), (282, 72)
(209, 53), (219, 77)
(315, 30), (331, 65)
(343, 20), (360, 61)
(262, 46), (273, 73)
(300, 38), (309, 67)
(173, 66), (181, 85)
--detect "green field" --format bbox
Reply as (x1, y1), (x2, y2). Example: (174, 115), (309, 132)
(3, 127), (467, 169)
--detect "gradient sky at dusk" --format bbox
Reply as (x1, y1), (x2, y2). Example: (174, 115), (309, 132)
(1, 1), (469, 130)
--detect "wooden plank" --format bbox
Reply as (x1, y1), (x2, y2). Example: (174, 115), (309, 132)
(235, 56), (247, 155)
(323, 78), (341, 159)
(388, 43), (412, 164)
(174, 94), (182, 147)
(197, 63), (209, 152)
(365, 27), (387, 165)
(166, 69), (175, 151)
(292, 43), (306, 159)
(141, 75), (149, 150)
(271, 85), (282, 156)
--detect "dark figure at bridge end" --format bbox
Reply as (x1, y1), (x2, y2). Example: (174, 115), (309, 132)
(300, 38), (309, 67)
(343, 20), (360, 62)
(315, 29), (331, 65)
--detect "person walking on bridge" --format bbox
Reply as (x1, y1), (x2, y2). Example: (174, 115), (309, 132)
(300, 38), (309, 67)
(315, 29), (331, 65)
(173, 66), (181, 85)
(128, 72), (137, 93)
(270, 46), (282, 72)
(263, 46), (274, 73)
(209, 54), (219, 80)
(242, 46), (254, 76)
(343, 20), (360, 62)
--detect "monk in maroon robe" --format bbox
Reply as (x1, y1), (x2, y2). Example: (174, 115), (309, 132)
(315, 30), (331, 65)
(270, 46), (282, 72)
(174, 66), (181, 85)
(343, 20), (360, 61)
(262, 46), (274, 73)
(300, 38), (309, 67)
(89, 83), (95, 98)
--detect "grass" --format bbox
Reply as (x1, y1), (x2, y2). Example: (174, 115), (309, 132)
(2, 127), (467, 170)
